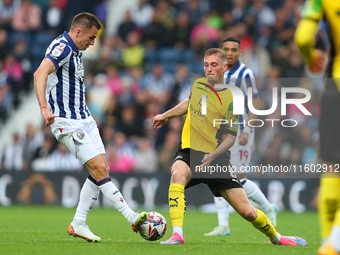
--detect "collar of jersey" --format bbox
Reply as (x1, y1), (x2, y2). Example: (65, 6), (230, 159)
(63, 31), (78, 52)
(226, 60), (241, 75)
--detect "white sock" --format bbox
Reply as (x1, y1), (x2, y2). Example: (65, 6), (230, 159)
(270, 232), (282, 244)
(72, 175), (100, 224)
(97, 177), (136, 225)
(214, 196), (230, 226)
(241, 178), (271, 213)
(173, 226), (183, 239)
(329, 225), (340, 252)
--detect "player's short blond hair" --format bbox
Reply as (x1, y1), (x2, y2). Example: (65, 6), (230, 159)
(203, 48), (227, 63)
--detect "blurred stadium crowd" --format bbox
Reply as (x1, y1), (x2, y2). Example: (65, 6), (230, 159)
(0, 0), (325, 174)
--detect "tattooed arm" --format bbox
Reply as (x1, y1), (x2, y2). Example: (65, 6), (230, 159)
(33, 58), (56, 126)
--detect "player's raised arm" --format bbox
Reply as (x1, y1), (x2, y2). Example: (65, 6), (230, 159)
(151, 99), (189, 129)
(33, 58), (56, 126)
(199, 133), (237, 168)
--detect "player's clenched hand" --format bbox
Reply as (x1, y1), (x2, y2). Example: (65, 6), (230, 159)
(309, 49), (325, 73)
(198, 154), (215, 169)
(239, 132), (248, 146)
(151, 114), (169, 129)
(41, 108), (55, 126)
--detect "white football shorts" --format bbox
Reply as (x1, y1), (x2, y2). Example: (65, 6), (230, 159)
(230, 129), (255, 174)
(51, 116), (105, 164)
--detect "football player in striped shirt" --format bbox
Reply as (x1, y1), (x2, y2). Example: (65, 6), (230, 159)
(34, 12), (147, 242)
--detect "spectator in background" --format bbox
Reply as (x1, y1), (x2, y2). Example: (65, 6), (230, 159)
(231, 0), (246, 23)
(273, 8), (295, 46)
(241, 38), (271, 78)
(190, 14), (219, 49)
(22, 123), (44, 170)
(184, 0), (205, 25)
(106, 144), (135, 173)
(172, 64), (192, 104)
(157, 129), (179, 172)
(282, 48), (304, 79)
(156, 0), (176, 29)
(100, 124), (115, 146)
(91, 36), (122, 73)
(131, 0), (154, 29)
(113, 131), (137, 162)
(0, 0), (21, 32)
(122, 31), (145, 68)
(0, 60), (11, 122)
(116, 104), (144, 137)
(12, 39), (32, 93)
(127, 66), (143, 94)
(117, 10), (138, 44)
(87, 73), (112, 122)
(251, 0), (276, 32)
(48, 143), (83, 172)
(142, 10), (166, 49)
(0, 29), (10, 61)
(141, 63), (174, 106)
(105, 64), (123, 97)
(3, 53), (23, 108)
(31, 134), (55, 171)
(104, 96), (120, 126)
(11, 0), (42, 32)
(41, 0), (65, 37)
(93, 0), (107, 25)
(164, 11), (193, 49)
(118, 76), (136, 106)
(2, 132), (24, 170)
(135, 137), (158, 173)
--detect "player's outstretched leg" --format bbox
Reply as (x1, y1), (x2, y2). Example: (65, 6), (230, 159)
(318, 208), (340, 255)
(241, 178), (279, 227)
(204, 196), (231, 236)
(223, 188), (308, 246)
(96, 176), (148, 232)
(68, 175), (101, 242)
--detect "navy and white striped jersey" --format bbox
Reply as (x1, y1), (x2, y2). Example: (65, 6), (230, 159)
(224, 61), (259, 132)
(45, 31), (90, 119)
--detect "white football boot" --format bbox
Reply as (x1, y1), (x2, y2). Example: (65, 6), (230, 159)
(67, 223), (101, 242)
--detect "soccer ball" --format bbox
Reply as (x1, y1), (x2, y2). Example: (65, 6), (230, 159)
(139, 211), (167, 241)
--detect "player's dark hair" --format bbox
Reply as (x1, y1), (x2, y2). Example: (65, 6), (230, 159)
(203, 48), (227, 63)
(222, 36), (241, 47)
(71, 12), (102, 31)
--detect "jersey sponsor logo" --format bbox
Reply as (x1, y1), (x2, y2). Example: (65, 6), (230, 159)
(112, 190), (119, 195)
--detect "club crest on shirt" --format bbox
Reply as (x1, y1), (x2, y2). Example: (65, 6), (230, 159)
(76, 130), (85, 140)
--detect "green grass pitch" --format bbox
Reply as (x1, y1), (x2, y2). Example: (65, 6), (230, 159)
(1, 206), (320, 255)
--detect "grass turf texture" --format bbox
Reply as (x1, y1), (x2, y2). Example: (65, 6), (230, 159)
(1, 206), (320, 255)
